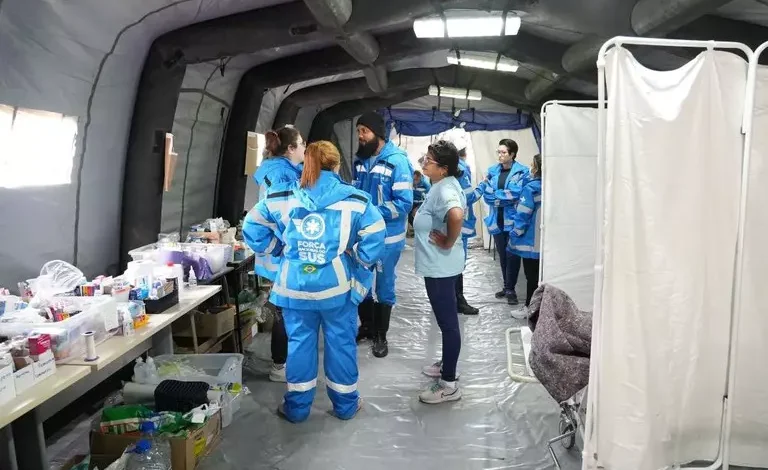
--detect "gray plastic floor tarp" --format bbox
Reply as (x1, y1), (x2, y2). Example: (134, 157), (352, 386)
(201, 243), (580, 470)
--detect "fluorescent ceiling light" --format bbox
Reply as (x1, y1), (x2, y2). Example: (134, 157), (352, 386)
(446, 50), (520, 72)
(428, 85), (482, 101)
(413, 10), (521, 38)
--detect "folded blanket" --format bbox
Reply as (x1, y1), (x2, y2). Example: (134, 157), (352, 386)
(528, 284), (592, 403)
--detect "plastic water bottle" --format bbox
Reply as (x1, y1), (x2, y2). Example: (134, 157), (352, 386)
(188, 269), (197, 288)
(126, 421), (171, 470)
(144, 356), (160, 385)
(133, 357), (146, 383)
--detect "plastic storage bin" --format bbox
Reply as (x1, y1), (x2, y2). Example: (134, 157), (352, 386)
(153, 353), (243, 386)
(0, 296), (118, 363)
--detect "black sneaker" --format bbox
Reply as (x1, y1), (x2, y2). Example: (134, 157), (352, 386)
(495, 290), (507, 299)
(506, 294), (519, 306)
(372, 336), (389, 358)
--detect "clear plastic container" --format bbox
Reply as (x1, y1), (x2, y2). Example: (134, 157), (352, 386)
(153, 353), (243, 386)
(126, 422), (171, 470)
(0, 296), (117, 363)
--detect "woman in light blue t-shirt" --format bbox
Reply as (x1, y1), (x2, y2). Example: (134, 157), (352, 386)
(412, 140), (467, 405)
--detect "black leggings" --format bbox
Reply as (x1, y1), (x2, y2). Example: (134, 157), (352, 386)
(272, 308), (288, 364)
(522, 258), (540, 306)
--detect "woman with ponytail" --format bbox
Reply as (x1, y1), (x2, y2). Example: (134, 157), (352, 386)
(244, 140), (386, 423)
(245, 125), (305, 384)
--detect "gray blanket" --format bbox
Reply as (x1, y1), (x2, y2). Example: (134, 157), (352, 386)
(528, 284), (592, 403)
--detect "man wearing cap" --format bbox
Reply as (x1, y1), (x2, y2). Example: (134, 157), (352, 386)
(352, 112), (414, 358)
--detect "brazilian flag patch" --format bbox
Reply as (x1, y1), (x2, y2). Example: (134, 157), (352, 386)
(301, 264), (318, 274)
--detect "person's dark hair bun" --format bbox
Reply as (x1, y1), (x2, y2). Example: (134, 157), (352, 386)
(265, 131), (280, 156)
(264, 127), (301, 157)
(427, 140), (463, 179)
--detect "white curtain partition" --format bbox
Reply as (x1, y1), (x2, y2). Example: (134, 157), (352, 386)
(540, 103), (597, 311)
(587, 46), (748, 469)
(730, 62), (768, 469)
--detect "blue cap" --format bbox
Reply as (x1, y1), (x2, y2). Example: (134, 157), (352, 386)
(133, 440), (151, 454)
(139, 421), (156, 433)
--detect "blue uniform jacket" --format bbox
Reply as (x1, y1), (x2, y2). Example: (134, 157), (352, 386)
(243, 171), (386, 310)
(352, 141), (414, 248)
(507, 177), (542, 259)
(458, 159), (479, 239)
(477, 161), (530, 235)
(249, 156), (303, 281)
(413, 178), (431, 204)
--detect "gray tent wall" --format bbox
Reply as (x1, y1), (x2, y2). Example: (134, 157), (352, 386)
(0, 0), (280, 289)
(161, 43), (328, 237)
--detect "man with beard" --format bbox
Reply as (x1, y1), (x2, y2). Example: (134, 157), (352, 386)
(352, 112), (414, 358)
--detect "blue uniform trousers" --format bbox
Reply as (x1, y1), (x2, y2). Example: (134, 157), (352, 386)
(282, 303), (359, 422)
(371, 247), (403, 306)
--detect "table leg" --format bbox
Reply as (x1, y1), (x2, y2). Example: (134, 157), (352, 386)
(0, 425), (17, 470)
(189, 312), (199, 354)
(152, 325), (174, 355)
(12, 409), (47, 470)
(227, 270), (244, 353)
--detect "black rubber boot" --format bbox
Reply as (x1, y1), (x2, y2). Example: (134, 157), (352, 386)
(357, 298), (375, 343)
(456, 274), (479, 315)
(372, 303), (391, 358)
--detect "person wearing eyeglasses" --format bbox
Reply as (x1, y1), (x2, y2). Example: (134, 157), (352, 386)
(248, 125), (306, 384)
(413, 140), (467, 404)
(437, 129), (480, 316)
(507, 153), (542, 319)
(477, 139), (529, 306)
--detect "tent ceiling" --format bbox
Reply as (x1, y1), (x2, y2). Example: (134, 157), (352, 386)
(4, 0), (768, 285)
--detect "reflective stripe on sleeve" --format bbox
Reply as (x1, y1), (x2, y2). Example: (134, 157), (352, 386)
(384, 232), (406, 245)
(247, 206), (277, 231)
(392, 181), (412, 191)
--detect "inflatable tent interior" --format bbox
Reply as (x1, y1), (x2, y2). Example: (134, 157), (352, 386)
(4, 0), (768, 288)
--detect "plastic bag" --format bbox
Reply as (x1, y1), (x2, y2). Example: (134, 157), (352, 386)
(28, 261), (86, 306)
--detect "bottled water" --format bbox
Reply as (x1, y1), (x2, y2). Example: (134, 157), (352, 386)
(133, 357), (145, 383)
(144, 357), (160, 385)
(126, 421), (172, 470)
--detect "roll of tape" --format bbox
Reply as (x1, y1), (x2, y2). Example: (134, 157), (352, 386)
(83, 331), (98, 362)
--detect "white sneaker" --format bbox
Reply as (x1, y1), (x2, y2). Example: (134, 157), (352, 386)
(421, 360), (461, 379)
(512, 305), (529, 320)
(419, 380), (462, 404)
(269, 363), (287, 382)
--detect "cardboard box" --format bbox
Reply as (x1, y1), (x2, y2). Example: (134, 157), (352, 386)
(175, 306), (235, 339)
(14, 350), (56, 394)
(90, 411), (221, 470)
(0, 362), (15, 405)
(61, 454), (88, 470)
